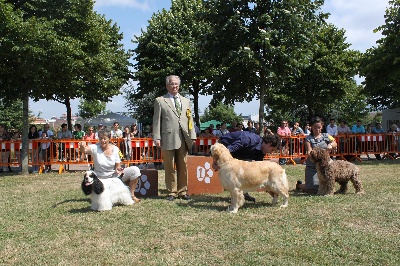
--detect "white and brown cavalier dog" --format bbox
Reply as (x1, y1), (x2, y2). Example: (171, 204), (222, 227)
(81, 170), (135, 211)
(211, 143), (289, 213)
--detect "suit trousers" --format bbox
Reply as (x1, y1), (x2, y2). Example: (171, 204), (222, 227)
(162, 130), (189, 197)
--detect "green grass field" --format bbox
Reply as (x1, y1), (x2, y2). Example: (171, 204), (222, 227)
(1, 160), (399, 265)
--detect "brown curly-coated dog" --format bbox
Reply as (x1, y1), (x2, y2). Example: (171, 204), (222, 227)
(309, 147), (364, 196)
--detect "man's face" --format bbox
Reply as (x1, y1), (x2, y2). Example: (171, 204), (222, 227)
(330, 120), (335, 126)
(166, 77), (180, 95)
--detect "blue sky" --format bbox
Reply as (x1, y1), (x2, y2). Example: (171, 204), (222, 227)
(30, 0), (390, 119)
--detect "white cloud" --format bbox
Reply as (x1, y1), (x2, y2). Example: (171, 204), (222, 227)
(94, 0), (151, 11)
(323, 0), (389, 51)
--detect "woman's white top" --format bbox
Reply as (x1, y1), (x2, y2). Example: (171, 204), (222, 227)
(89, 143), (121, 178)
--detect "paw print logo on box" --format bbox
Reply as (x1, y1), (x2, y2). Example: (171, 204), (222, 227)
(135, 174), (151, 195)
(196, 162), (214, 184)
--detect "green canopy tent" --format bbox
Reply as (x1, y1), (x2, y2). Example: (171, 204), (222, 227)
(200, 120), (230, 130)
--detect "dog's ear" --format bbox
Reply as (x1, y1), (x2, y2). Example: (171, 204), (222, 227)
(211, 144), (221, 161)
(93, 178), (104, 194)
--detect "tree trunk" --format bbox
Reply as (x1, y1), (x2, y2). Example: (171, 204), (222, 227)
(21, 90), (29, 175)
(192, 80), (200, 127)
(259, 67), (266, 137)
(65, 97), (72, 131)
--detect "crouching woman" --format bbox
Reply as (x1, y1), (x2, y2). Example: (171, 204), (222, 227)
(79, 128), (142, 203)
(297, 117), (337, 193)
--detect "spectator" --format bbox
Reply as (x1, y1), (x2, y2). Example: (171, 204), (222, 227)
(130, 123), (140, 138)
(220, 123), (229, 136)
(28, 125), (40, 173)
(244, 121), (257, 134)
(291, 121), (305, 155)
(264, 123), (273, 135)
(84, 127), (96, 140)
(237, 123), (244, 131)
(212, 124), (222, 137)
(209, 124), (215, 134)
(229, 121), (238, 132)
(57, 123), (72, 161)
(254, 122), (260, 134)
(387, 124), (398, 159)
(371, 122), (384, 160)
(79, 128), (142, 203)
(277, 120), (291, 165)
(351, 120), (365, 152)
(351, 120), (366, 134)
(83, 127), (96, 167)
(39, 131), (52, 173)
(194, 124), (201, 137)
(111, 122), (123, 138)
(94, 124), (104, 139)
(304, 122), (311, 135)
(337, 120), (351, 155)
(321, 120), (327, 133)
(122, 126), (132, 161)
(297, 117), (337, 193)
(129, 123), (142, 162)
(326, 118), (338, 137)
(39, 123), (54, 170)
(0, 124), (12, 173)
(201, 128), (214, 138)
(291, 122), (304, 136)
(73, 124), (85, 140)
(152, 75), (196, 201)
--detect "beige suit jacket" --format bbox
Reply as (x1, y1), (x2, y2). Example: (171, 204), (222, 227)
(152, 94), (196, 150)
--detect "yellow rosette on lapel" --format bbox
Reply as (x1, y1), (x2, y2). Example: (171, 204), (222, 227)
(186, 109), (193, 130)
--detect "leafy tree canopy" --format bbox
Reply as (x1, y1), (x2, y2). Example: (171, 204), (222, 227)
(77, 98), (107, 119)
(201, 102), (243, 124)
(130, 0), (214, 126)
(360, 0), (400, 109)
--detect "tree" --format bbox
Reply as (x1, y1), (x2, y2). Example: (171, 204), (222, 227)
(0, 0), (57, 174)
(277, 23), (364, 122)
(0, 0), (131, 174)
(130, 0), (214, 126)
(200, 103), (243, 124)
(360, 0), (400, 109)
(0, 99), (32, 131)
(202, 0), (327, 132)
(77, 98), (107, 119)
(27, 0), (132, 130)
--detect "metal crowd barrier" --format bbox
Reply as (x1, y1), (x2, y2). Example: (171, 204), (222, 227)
(0, 133), (398, 173)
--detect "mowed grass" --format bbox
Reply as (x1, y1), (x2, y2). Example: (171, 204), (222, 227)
(0, 160), (399, 265)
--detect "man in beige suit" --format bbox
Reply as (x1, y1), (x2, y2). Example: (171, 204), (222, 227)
(153, 75), (197, 201)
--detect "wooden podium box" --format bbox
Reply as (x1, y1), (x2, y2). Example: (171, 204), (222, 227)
(134, 169), (158, 197)
(187, 156), (224, 195)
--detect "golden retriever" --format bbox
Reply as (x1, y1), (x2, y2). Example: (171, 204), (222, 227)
(210, 143), (289, 213)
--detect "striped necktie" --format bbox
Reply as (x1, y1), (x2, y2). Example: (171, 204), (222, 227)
(174, 96), (181, 116)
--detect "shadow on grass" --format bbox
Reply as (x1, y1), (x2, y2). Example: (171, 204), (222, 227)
(52, 198), (94, 213)
(176, 194), (281, 212)
(52, 198), (90, 208)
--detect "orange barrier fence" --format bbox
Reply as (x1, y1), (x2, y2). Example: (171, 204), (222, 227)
(0, 133), (398, 173)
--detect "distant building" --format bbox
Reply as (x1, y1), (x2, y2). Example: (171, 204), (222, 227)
(382, 108), (400, 131)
